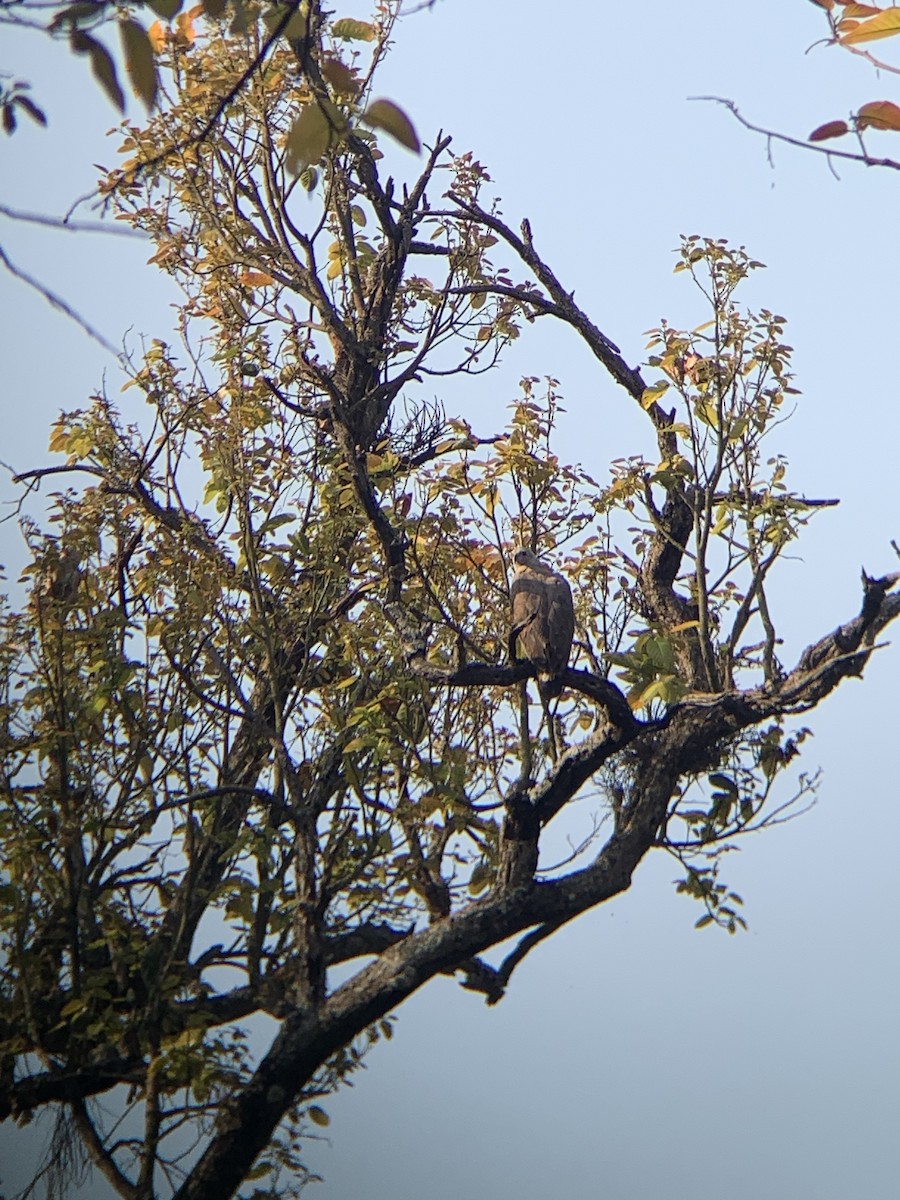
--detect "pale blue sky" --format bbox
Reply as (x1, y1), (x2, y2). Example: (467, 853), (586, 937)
(2, 2), (900, 1198)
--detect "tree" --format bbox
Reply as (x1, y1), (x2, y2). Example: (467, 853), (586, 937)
(2, 3), (899, 1199)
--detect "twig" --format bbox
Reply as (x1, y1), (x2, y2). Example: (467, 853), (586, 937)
(0, 241), (123, 359)
(0, 202), (145, 237)
(692, 95), (900, 172)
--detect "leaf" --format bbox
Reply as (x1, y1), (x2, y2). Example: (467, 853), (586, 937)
(263, 3), (312, 39)
(175, 9), (198, 45)
(331, 17), (376, 40)
(120, 19), (158, 110)
(285, 101), (344, 173)
(14, 95), (47, 127)
(147, 20), (168, 51)
(839, 8), (900, 42)
(809, 119), (849, 142)
(145, 0), (183, 17)
(708, 773), (738, 794)
(856, 100), (900, 131)
(640, 380), (669, 410)
(239, 270), (275, 288)
(362, 98), (420, 153)
(72, 30), (125, 112)
(322, 55), (360, 96)
(307, 1105), (330, 1127)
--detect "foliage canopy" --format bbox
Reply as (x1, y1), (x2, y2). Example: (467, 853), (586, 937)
(2, 4), (899, 1199)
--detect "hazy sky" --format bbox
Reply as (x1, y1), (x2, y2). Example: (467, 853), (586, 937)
(2, 2), (900, 1198)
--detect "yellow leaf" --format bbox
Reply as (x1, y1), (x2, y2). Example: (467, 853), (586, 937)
(362, 98), (421, 154)
(48, 424), (70, 454)
(331, 17), (375, 40)
(857, 100), (900, 131)
(120, 19), (158, 110)
(840, 8), (900, 42)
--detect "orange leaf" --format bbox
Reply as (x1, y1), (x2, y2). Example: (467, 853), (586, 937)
(840, 8), (900, 42)
(175, 10), (196, 45)
(809, 119), (849, 141)
(239, 270), (275, 288)
(147, 20), (167, 52)
(841, 3), (882, 14)
(857, 99), (900, 130)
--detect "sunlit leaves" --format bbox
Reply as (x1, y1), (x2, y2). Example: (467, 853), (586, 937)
(839, 6), (900, 43)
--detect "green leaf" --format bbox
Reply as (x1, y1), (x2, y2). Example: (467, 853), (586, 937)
(120, 18), (158, 111)
(263, 3), (312, 40)
(72, 30), (125, 113)
(331, 17), (376, 40)
(285, 101), (345, 173)
(145, 0), (184, 17)
(362, 98), (420, 153)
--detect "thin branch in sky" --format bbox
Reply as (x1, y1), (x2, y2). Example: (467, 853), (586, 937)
(0, 201), (146, 237)
(691, 95), (900, 173)
(0, 241), (123, 359)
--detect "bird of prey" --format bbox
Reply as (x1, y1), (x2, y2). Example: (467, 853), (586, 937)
(510, 547), (574, 700)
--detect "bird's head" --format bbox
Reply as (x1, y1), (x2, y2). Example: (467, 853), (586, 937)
(513, 547), (542, 569)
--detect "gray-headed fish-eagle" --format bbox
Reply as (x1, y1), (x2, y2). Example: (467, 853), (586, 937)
(510, 547), (575, 700)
